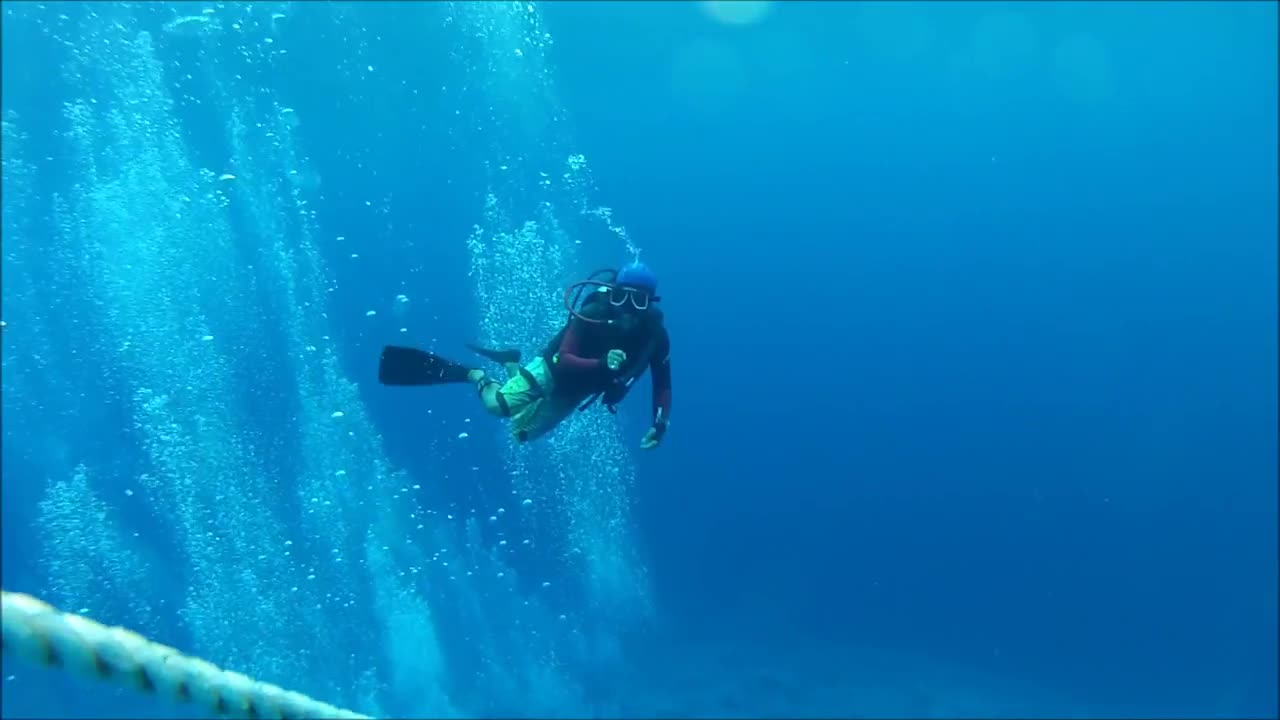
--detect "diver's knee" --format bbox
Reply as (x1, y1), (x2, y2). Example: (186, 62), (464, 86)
(478, 381), (512, 417)
(478, 385), (504, 417)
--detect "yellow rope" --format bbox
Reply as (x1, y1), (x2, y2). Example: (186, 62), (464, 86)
(1, 590), (371, 719)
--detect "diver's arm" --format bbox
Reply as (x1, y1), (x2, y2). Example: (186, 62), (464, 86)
(649, 330), (672, 423)
(639, 331), (672, 450)
(556, 320), (605, 375)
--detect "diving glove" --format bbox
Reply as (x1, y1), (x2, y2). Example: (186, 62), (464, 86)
(640, 408), (668, 450)
(606, 348), (627, 371)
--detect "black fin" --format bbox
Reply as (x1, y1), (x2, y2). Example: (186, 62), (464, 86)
(465, 343), (523, 366)
(378, 346), (473, 386)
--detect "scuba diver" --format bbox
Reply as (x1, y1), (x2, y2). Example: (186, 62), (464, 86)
(378, 261), (672, 448)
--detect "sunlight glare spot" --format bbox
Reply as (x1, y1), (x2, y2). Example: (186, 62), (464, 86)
(701, 1), (773, 27)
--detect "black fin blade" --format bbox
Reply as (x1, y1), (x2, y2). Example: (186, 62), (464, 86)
(378, 346), (472, 386)
(465, 343), (523, 366)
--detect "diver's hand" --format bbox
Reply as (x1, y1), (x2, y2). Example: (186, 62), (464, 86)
(606, 349), (627, 371)
(640, 409), (667, 450)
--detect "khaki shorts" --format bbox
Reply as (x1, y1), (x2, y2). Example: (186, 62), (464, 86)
(499, 356), (580, 442)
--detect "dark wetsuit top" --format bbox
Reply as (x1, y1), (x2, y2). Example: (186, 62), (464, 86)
(541, 296), (672, 423)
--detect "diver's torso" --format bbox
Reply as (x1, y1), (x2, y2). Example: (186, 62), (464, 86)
(583, 309), (661, 369)
(544, 305), (664, 395)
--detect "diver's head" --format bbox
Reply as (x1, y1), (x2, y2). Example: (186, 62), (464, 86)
(611, 261), (658, 312)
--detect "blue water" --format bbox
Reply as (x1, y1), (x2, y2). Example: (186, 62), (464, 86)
(2, 1), (1276, 718)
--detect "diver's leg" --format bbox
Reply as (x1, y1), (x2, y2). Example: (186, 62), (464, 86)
(470, 364), (545, 420)
(512, 393), (580, 443)
(469, 369), (508, 417)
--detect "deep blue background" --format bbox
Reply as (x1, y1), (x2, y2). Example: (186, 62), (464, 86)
(2, 1), (1276, 717)
(537, 1), (1279, 712)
